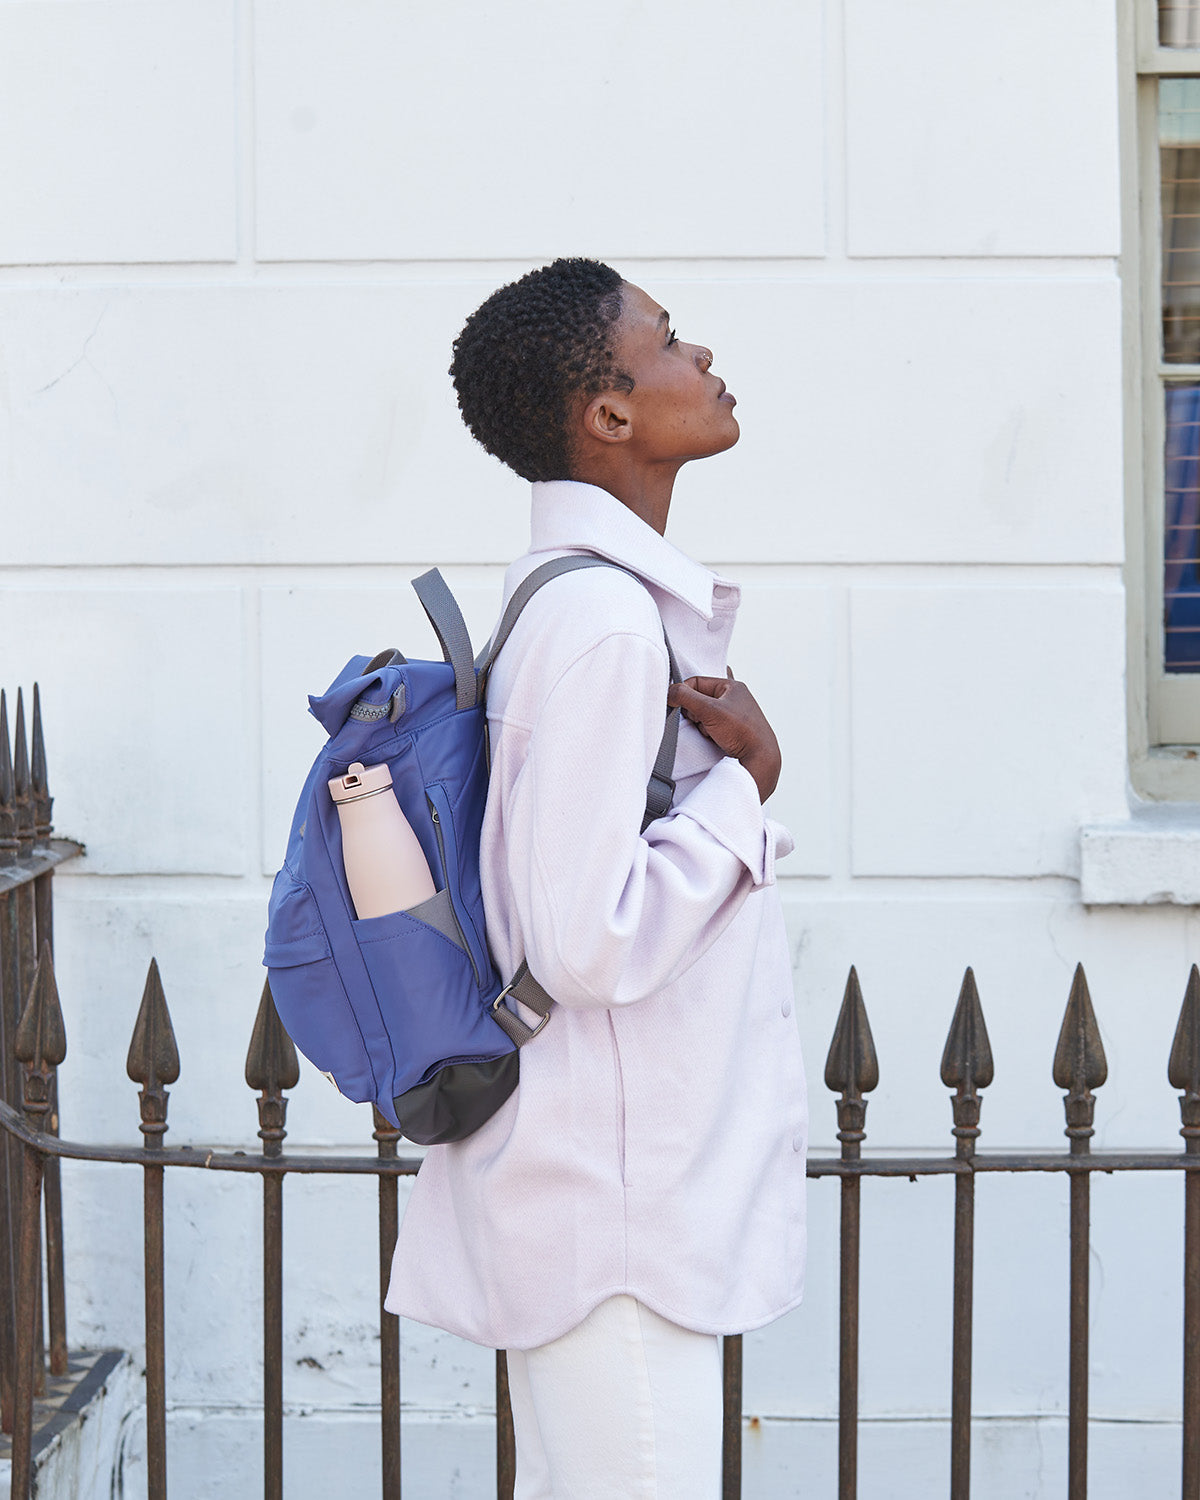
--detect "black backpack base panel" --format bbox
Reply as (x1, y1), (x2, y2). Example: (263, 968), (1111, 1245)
(395, 1050), (520, 1145)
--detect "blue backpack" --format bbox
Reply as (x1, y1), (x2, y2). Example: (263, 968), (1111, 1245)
(263, 558), (679, 1144)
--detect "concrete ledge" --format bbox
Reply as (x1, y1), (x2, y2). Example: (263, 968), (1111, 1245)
(0, 1349), (137, 1499)
(1080, 803), (1200, 904)
(112, 1405), (1196, 1500)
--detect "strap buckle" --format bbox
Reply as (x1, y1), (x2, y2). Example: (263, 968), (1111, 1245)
(492, 985), (550, 1039)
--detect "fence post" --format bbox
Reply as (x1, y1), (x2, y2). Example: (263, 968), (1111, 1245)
(824, 967), (879, 1500)
(9, 698), (42, 1402)
(0, 695), (19, 1434)
(245, 981), (299, 1500)
(127, 958), (180, 1500)
(373, 1108), (402, 1499)
(30, 687), (65, 1382)
(721, 1332), (743, 1500)
(941, 969), (993, 1500)
(496, 1351), (515, 1500)
(10, 944), (65, 1499)
(1169, 964), (1200, 1499)
(1054, 964), (1107, 1500)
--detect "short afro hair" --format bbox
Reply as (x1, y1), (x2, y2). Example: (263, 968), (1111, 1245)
(449, 258), (632, 484)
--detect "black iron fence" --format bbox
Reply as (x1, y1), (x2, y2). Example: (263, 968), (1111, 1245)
(2, 686), (1200, 1499)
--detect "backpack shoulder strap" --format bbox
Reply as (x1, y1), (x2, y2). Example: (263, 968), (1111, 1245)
(478, 555), (682, 692)
(477, 554), (681, 834)
(475, 554), (684, 1048)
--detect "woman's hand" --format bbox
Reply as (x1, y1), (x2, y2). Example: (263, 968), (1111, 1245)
(666, 669), (781, 803)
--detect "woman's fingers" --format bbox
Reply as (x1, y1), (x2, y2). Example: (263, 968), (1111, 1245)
(668, 680), (751, 749)
(665, 673), (782, 802)
(667, 680), (720, 720)
(675, 674), (733, 699)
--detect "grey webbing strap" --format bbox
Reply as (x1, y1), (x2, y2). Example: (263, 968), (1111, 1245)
(411, 568), (477, 711)
(477, 556), (622, 694)
(489, 961), (554, 1047)
(643, 696), (681, 831)
(477, 554), (683, 1045)
(479, 559), (682, 833)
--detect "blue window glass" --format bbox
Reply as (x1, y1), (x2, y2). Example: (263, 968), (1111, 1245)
(1165, 385), (1200, 672)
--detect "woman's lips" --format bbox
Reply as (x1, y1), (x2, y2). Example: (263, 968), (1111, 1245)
(717, 380), (736, 407)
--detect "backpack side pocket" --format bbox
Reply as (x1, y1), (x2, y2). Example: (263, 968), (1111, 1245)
(264, 867), (377, 1103)
(353, 891), (513, 1097)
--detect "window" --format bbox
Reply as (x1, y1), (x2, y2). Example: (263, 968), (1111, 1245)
(1129, 0), (1200, 790)
(1077, 2), (1200, 895)
(1159, 83), (1200, 684)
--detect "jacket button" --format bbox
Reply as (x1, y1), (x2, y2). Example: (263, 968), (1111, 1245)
(792, 1130), (805, 1153)
(781, 995), (793, 1019)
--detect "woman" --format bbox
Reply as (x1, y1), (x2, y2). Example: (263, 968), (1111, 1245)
(386, 258), (807, 1499)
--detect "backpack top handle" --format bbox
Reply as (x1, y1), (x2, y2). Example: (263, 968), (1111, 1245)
(411, 569), (478, 712)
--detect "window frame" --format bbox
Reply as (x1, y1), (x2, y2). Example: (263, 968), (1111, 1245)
(1126, 0), (1200, 796)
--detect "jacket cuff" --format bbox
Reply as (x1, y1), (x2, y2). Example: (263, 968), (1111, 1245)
(767, 817), (796, 863)
(667, 756), (777, 887)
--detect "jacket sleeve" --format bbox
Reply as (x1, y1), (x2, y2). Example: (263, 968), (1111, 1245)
(501, 627), (786, 1010)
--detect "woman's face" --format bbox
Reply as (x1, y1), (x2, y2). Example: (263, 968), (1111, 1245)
(607, 282), (740, 466)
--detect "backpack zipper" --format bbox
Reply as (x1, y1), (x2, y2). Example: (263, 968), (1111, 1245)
(426, 794), (482, 985)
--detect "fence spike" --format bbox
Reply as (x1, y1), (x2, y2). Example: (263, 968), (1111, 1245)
(825, 967), (879, 1149)
(12, 689), (32, 859)
(825, 967), (879, 1096)
(246, 980), (299, 1156)
(0, 690), (12, 806)
(245, 979), (300, 1096)
(1053, 963), (1107, 1143)
(1170, 965), (1200, 1094)
(126, 960), (180, 1145)
(1053, 964), (1107, 1092)
(1170, 965), (1200, 1147)
(126, 958), (180, 1090)
(941, 967), (994, 1155)
(15, 942), (66, 1120)
(12, 691), (27, 796)
(0, 691), (15, 867)
(941, 967), (995, 1093)
(30, 684), (51, 845)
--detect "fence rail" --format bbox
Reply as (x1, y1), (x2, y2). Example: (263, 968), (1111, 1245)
(3, 688), (1200, 1499)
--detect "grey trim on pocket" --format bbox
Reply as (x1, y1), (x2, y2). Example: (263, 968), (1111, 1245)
(404, 888), (469, 950)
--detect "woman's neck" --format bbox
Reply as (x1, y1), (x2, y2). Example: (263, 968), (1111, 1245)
(570, 458), (681, 536)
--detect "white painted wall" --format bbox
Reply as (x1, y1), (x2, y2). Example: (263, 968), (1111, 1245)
(3, 0), (1189, 1495)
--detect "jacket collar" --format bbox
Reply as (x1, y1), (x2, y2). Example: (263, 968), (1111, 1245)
(528, 480), (719, 619)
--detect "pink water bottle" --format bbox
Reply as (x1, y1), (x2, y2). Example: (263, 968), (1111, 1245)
(328, 762), (436, 919)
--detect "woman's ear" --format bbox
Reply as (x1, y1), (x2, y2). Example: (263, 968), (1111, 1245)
(581, 392), (633, 447)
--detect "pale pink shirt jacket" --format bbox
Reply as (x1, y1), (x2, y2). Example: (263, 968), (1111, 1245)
(385, 480), (808, 1350)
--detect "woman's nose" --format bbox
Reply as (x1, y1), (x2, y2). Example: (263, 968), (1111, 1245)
(694, 346), (714, 372)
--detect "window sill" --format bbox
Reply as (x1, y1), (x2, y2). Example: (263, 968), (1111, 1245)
(1080, 802), (1200, 905)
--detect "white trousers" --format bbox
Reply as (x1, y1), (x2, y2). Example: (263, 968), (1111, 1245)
(505, 1295), (723, 1500)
